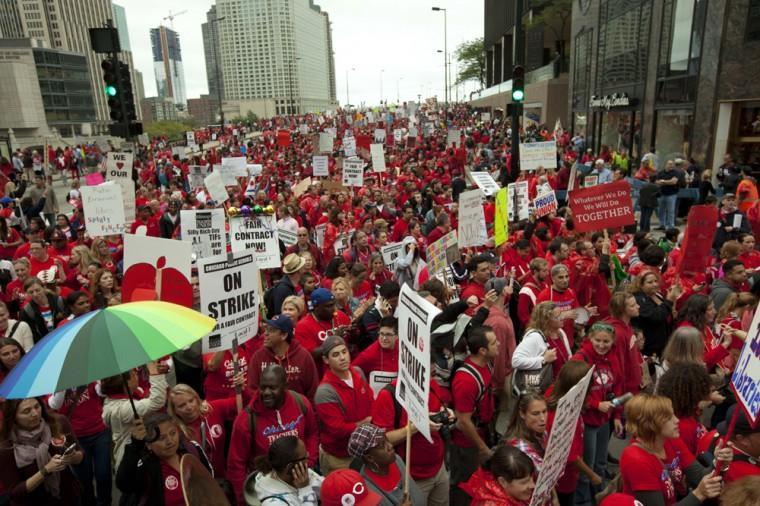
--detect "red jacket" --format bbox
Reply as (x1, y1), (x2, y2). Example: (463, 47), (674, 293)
(314, 367), (373, 457)
(247, 341), (320, 399)
(352, 341), (398, 376)
(571, 340), (623, 427)
(604, 316), (643, 394)
(226, 390), (318, 503)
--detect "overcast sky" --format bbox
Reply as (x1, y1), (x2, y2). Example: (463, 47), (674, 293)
(121, 0), (484, 106)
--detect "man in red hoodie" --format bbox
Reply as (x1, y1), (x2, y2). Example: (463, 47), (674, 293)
(314, 335), (373, 475)
(248, 314), (320, 399)
(517, 258), (549, 328)
(227, 364), (318, 504)
(537, 264), (596, 344)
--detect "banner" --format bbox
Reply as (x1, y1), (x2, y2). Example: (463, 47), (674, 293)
(494, 187), (509, 246)
(374, 128), (386, 142)
(507, 182), (530, 222)
(470, 171), (501, 197)
(342, 159), (364, 187)
(198, 251), (261, 353)
(396, 284), (441, 443)
(370, 143), (386, 172)
(312, 155), (329, 177)
(678, 205), (719, 274)
(181, 209), (226, 260)
(458, 189), (488, 248)
(278, 228), (297, 247)
(731, 305), (760, 426)
(343, 135), (356, 157)
(533, 190), (558, 218)
(81, 183), (125, 237)
(204, 171), (229, 204)
(426, 231), (460, 276)
(122, 234), (192, 307)
(229, 215), (280, 269)
(530, 367), (595, 506)
(568, 180), (635, 233)
(380, 242), (405, 266)
(319, 132), (334, 153)
(520, 140), (558, 172)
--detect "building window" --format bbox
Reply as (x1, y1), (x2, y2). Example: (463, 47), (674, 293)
(654, 109), (693, 157)
(573, 28), (593, 109)
(596, 0), (652, 90)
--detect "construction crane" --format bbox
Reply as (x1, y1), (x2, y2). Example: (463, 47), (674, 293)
(162, 10), (187, 29)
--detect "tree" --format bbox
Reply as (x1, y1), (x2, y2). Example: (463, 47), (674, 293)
(454, 37), (485, 88)
(528, 0), (572, 65)
(144, 120), (196, 140)
(229, 110), (259, 127)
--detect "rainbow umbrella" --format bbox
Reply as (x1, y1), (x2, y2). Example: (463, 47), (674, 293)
(0, 301), (215, 400)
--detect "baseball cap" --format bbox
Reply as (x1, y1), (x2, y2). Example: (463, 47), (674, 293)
(718, 405), (759, 436)
(0, 197), (13, 205)
(321, 469), (381, 506)
(264, 314), (293, 337)
(348, 424), (386, 458)
(309, 288), (335, 307)
(600, 494), (642, 506)
(318, 335), (346, 357)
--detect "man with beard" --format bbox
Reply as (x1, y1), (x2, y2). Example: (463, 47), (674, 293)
(227, 365), (318, 505)
(537, 264), (597, 342)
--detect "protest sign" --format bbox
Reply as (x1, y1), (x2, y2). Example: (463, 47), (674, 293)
(311, 223), (326, 249)
(299, 124), (309, 136)
(105, 152), (133, 180)
(81, 183), (125, 236)
(446, 129), (461, 147)
(278, 228), (297, 247)
(85, 172), (104, 186)
(507, 182), (530, 222)
(312, 155), (329, 177)
(333, 230), (354, 256)
(322, 180), (349, 193)
(293, 177), (312, 198)
(137, 133), (149, 146)
(370, 371), (398, 397)
(494, 187), (509, 246)
(198, 250), (261, 353)
(232, 128), (239, 137)
(319, 132), (334, 153)
(396, 284), (441, 443)
(393, 129), (403, 143)
(229, 215), (280, 269)
(381, 242), (405, 266)
(470, 171), (501, 196)
(122, 234), (193, 307)
(247, 164), (263, 177)
(370, 143), (386, 172)
(276, 129), (291, 147)
(204, 171), (229, 204)
(221, 157), (248, 185)
(181, 209), (226, 260)
(433, 266), (460, 302)
(530, 367), (595, 506)
(568, 180), (635, 233)
(481, 112), (491, 122)
(423, 123), (434, 137)
(533, 190), (558, 218)
(188, 165), (209, 189)
(426, 231), (460, 276)
(374, 128), (386, 142)
(458, 190), (488, 248)
(519, 140), (558, 172)
(342, 159), (364, 187)
(343, 135), (357, 157)
(731, 305), (760, 426)
(678, 205), (719, 274)
(186, 131), (195, 145)
(584, 175), (598, 187)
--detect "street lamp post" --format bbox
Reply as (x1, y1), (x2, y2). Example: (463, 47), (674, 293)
(396, 77), (403, 104)
(380, 69), (385, 105)
(345, 67), (355, 108)
(210, 15), (226, 126)
(432, 7), (448, 109)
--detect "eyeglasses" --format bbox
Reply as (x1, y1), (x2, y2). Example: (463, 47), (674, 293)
(378, 332), (396, 338)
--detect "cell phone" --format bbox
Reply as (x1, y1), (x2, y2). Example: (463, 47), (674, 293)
(62, 443), (76, 456)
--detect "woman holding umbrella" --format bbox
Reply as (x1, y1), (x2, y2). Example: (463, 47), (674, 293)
(0, 397), (83, 505)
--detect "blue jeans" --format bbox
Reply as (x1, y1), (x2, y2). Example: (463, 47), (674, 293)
(657, 194), (678, 229)
(72, 428), (112, 506)
(575, 423), (611, 506)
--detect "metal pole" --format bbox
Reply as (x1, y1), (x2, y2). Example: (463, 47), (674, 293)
(346, 69), (350, 107)
(510, 0), (524, 180)
(444, 9), (448, 108)
(380, 69), (384, 105)
(212, 17), (225, 126)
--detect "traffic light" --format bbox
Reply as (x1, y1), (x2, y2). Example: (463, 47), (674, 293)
(512, 65), (525, 103)
(118, 61), (137, 121)
(101, 58), (122, 120)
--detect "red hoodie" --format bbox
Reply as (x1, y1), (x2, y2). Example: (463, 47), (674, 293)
(184, 396), (241, 479)
(604, 316), (643, 394)
(352, 341), (399, 376)
(314, 366), (373, 457)
(247, 340), (320, 399)
(571, 340), (623, 427)
(226, 390), (318, 504)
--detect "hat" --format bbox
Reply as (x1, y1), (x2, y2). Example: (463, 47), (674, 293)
(348, 424), (386, 458)
(318, 334), (346, 357)
(282, 253), (306, 274)
(718, 405), (759, 436)
(264, 314), (293, 337)
(321, 469), (382, 506)
(309, 288), (335, 307)
(674, 158), (684, 165)
(600, 494), (642, 506)
(722, 193), (736, 200)
(595, 159), (605, 165)
(485, 277), (508, 294)
(0, 197), (13, 205)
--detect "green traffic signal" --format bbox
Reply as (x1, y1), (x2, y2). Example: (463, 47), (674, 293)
(512, 89), (524, 102)
(105, 85), (117, 97)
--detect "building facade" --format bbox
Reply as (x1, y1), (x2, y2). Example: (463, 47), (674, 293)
(150, 26), (187, 110)
(471, 0), (570, 127)
(568, 0), (760, 171)
(215, 0), (337, 115)
(187, 94), (217, 127)
(141, 96), (178, 124)
(201, 6), (223, 102)
(0, 0), (142, 132)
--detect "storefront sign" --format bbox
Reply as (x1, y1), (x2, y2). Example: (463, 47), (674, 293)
(589, 93), (633, 110)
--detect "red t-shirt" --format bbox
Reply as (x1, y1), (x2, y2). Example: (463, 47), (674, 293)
(293, 311), (352, 354)
(364, 461), (401, 491)
(451, 358), (494, 448)
(621, 438), (695, 505)
(202, 344), (249, 402)
(678, 416), (707, 456)
(160, 461), (185, 506)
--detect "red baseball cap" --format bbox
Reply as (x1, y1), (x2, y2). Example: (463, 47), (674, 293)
(600, 493), (643, 506)
(320, 469), (381, 506)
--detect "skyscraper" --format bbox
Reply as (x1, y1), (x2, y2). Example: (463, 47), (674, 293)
(0, 0), (142, 131)
(150, 26), (187, 109)
(112, 3), (130, 51)
(201, 5), (223, 101)
(215, 0), (337, 115)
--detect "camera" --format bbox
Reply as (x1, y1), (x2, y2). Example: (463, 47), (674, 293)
(429, 411), (453, 441)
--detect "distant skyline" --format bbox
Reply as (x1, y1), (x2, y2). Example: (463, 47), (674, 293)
(122, 0), (484, 107)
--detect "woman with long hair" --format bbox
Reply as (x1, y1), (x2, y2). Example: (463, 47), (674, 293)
(0, 336), (25, 384)
(280, 295), (306, 323)
(89, 238), (115, 274)
(605, 292), (644, 394)
(90, 269), (120, 310)
(460, 445), (537, 506)
(0, 397), (84, 505)
(677, 294), (735, 372)
(321, 255), (348, 291)
(714, 292), (757, 371)
(394, 236), (425, 290)
(511, 302), (569, 386)
(18, 278), (66, 343)
(504, 392), (549, 474)
(66, 245), (99, 292)
(329, 277), (353, 317)
(655, 362), (712, 455)
(367, 252), (393, 292)
(347, 262), (372, 303)
(620, 394), (729, 505)
(629, 271), (680, 357)
(251, 435), (324, 506)
(54, 214), (76, 241)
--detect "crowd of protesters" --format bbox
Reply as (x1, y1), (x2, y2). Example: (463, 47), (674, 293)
(0, 102), (759, 506)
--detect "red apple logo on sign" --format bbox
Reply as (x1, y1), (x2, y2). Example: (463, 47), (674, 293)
(122, 256), (193, 308)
